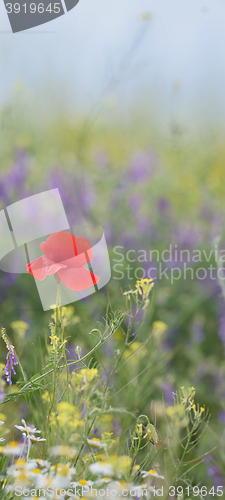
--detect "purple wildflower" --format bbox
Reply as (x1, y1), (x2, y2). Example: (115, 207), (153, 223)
(157, 197), (170, 213)
(6, 149), (28, 188)
(1, 328), (18, 385)
(4, 148), (29, 202)
(207, 464), (224, 487)
(161, 381), (175, 406)
(173, 223), (202, 248)
(5, 349), (18, 385)
(0, 386), (4, 403)
(49, 169), (96, 223)
(130, 150), (157, 183)
(192, 317), (205, 343)
(218, 409), (225, 424)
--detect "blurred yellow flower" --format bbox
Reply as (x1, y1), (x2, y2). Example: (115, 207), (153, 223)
(10, 321), (29, 339)
(123, 341), (147, 360)
(153, 321), (167, 335)
(80, 368), (98, 383)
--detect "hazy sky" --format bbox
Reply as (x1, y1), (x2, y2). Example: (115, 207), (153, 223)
(0, 0), (225, 123)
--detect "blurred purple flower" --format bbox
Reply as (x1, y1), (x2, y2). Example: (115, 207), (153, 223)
(7, 149), (28, 187)
(207, 464), (224, 487)
(49, 169), (96, 223)
(104, 223), (114, 246)
(136, 214), (151, 236)
(5, 149), (29, 199)
(0, 387), (5, 403)
(0, 149), (29, 206)
(49, 170), (74, 213)
(161, 381), (175, 406)
(217, 409), (225, 424)
(143, 259), (158, 282)
(192, 317), (205, 343)
(0, 180), (8, 204)
(4, 273), (18, 288)
(157, 197), (170, 213)
(130, 150), (157, 183)
(77, 180), (96, 214)
(20, 403), (29, 420)
(109, 179), (127, 211)
(198, 270), (221, 297)
(120, 233), (136, 247)
(67, 343), (77, 373)
(173, 224), (202, 248)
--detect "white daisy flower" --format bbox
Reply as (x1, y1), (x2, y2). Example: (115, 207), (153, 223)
(12, 458), (37, 471)
(1, 441), (23, 455)
(28, 434), (46, 443)
(87, 437), (107, 448)
(95, 477), (112, 486)
(71, 479), (94, 488)
(128, 483), (154, 500)
(52, 464), (76, 488)
(50, 445), (77, 457)
(35, 458), (51, 468)
(89, 461), (114, 476)
(34, 473), (54, 489)
(15, 419), (42, 435)
(0, 421), (4, 425)
(141, 469), (164, 480)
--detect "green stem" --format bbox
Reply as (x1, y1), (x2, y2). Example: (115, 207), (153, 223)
(57, 281), (70, 403)
(42, 284), (60, 458)
(164, 423), (195, 500)
(74, 299), (145, 466)
(2, 314), (123, 406)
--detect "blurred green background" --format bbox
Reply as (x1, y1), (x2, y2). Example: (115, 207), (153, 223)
(0, 0), (225, 489)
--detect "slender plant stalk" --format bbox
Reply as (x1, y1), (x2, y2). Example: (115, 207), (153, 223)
(74, 298), (146, 466)
(42, 283), (60, 458)
(164, 423), (195, 500)
(57, 281), (70, 403)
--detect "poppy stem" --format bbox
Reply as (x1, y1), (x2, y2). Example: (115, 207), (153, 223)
(42, 284), (59, 459)
(54, 273), (61, 284)
(57, 282), (70, 404)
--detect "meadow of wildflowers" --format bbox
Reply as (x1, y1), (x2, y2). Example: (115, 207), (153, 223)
(0, 104), (224, 497)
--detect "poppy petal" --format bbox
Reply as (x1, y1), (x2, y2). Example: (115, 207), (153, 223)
(40, 232), (92, 264)
(57, 266), (100, 291)
(27, 256), (47, 281)
(26, 256), (66, 281)
(61, 248), (93, 269)
(75, 235), (93, 260)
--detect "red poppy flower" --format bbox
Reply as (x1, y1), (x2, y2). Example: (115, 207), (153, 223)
(26, 231), (100, 291)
